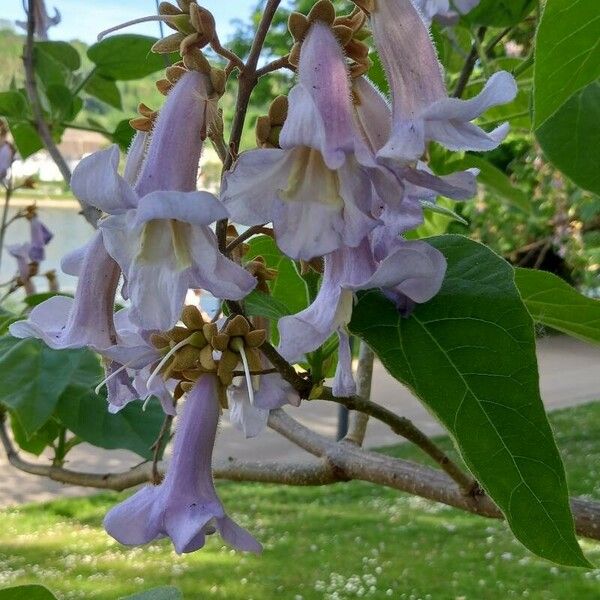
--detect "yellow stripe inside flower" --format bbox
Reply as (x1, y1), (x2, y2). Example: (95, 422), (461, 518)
(280, 147), (343, 208)
(137, 220), (193, 271)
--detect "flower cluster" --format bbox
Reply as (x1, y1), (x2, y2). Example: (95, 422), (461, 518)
(9, 0), (515, 555)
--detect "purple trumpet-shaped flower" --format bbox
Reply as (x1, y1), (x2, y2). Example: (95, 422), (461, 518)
(370, 0), (517, 163)
(71, 71), (256, 331)
(28, 214), (53, 262)
(10, 231), (121, 350)
(7, 243), (35, 295)
(104, 374), (262, 554)
(222, 20), (380, 261)
(228, 370), (301, 438)
(278, 237), (445, 396)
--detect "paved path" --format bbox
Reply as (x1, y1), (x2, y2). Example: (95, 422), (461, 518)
(1, 335), (599, 507)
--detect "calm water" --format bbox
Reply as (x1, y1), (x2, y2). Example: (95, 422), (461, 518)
(1, 202), (92, 295)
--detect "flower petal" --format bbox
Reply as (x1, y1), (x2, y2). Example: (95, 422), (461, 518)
(217, 516), (262, 553)
(71, 144), (138, 214)
(189, 227), (257, 301)
(281, 22), (355, 170)
(354, 240), (447, 304)
(104, 485), (162, 546)
(221, 148), (287, 226)
(228, 386), (270, 438)
(134, 191), (227, 228)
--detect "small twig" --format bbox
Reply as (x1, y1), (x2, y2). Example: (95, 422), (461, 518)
(210, 37), (244, 72)
(0, 183), (13, 273)
(217, 0), (283, 251)
(319, 386), (479, 495)
(232, 368), (278, 377)
(255, 54), (292, 79)
(344, 342), (374, 446)
(151, 414), (173, 484)
(225, 224), (270, 253)
(452, 27), (487, 98)
(22, 0), (100, 228)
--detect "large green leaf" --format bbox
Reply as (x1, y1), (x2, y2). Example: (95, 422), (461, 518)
(0, 339), (88, 436)
(8, 121), (44, 158)
(35, 41), (81, 71)
(246, 235), (308, 316)
(0, 91), (28, 119)
(56, 387), (165, 460)
(85, 73), (122, 110)
(0, 585), (57, 600)
(350, 235), (589, 567)
(11, 416), (60, 457)
(534, 0), (600, 194)
(244, 290), (293, 321)
(515, 268), (600, 345)
(87, 35), (170, 81)
(112, 119), (136, 150)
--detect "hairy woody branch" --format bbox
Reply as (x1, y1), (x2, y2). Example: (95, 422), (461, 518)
(22, 0), (100, 228)
(2, 410), (599, 540)
(318, 387), (478, 495)
(344, 341), (375, 446)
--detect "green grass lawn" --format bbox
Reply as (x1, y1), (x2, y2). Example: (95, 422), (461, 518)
(1, 403), (600, 600)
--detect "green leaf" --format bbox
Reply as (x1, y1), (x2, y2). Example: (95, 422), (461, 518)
(535, 83), (600, 195)
(465, 0), (535, 26)
(88, 35), (170, 81)
(515, 268), (600, 345)
(85, 73), (122, 110)
(0, 585), (57, 600)
(112, 119), (135, 150)
(35, 41), (81, 71)
(8, 121), (44, 158)
(120, 587), (182, 600)
(56, 387), (165, 460)
(533, 0), (600, 194)
(46, 84), (77, 121)
(0, 90), (28, 119)
(11, 415), (60, 456)
(0, 339), (87, 436)
(245, 290), (292, 320)
(33, 46), (71, 89)
(246, 235), (308, 316)
(350, 235), (589, 567)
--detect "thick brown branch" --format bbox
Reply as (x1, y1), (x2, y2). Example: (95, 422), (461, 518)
(22, 1), (99, 228)
(2, 412), (599, 540)
(319, 386), (478, 494)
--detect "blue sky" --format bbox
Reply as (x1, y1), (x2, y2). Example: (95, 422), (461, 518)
(2, 0), (257, 43)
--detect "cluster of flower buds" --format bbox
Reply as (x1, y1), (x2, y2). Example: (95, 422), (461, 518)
(10, 0), (516, 555)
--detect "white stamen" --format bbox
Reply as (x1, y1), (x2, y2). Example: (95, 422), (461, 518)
(95, 361), (131, 395)
(97, 15), (176, 41)
(142, 394), (153, 411)
(237, 344), (255, 407)
(145, 336), (191, 392)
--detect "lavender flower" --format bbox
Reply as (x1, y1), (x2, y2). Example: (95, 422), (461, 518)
(7, 243), (35, 295)
(278, 236), (445, 395)
(0, 142), (14, 181)
(10, 232), (121, 350)
(71, 71), (256, 331)
(370, 0), (517, 163)
(414, 0), (481, 25)
(104, 374), (262, 554)
(27, 214), (53, 262)
(222, 20), (380, 260)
